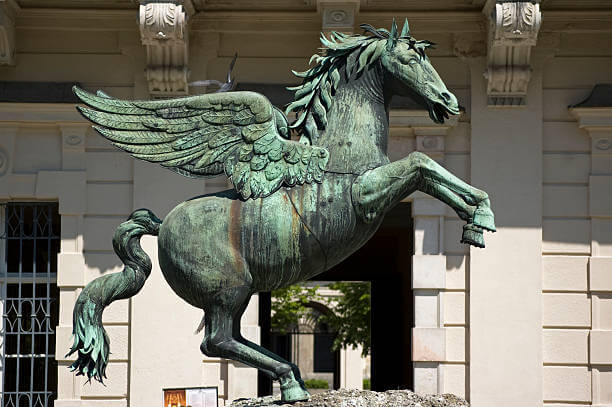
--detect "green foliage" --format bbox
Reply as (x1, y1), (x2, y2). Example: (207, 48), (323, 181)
(272, 282), (372, 356)
(363, 378), (371, 390)
(271, 285), (322, 333)
(304, 379), (329, 389)
(322, 282), (371, 357)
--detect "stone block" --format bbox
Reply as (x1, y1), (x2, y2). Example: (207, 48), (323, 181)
(106, 325), (129, 361)
(412, 197), (446, 217)
(543, 366), (591, 402)
(60, 215), (80, 252)
(444, 154), (469, 184)
(543, 185), (588, 217)
(542, 329), (588, 364)
(86, 183), (133, 215)
(543, 154), (590, 184)
(443, 292), (465, 326)
(593, 294), (612, 330)
(590, 330), (612, 364)
(80, 361), (128, 397)
(590, 176), (612, 217)
(542, 219), (590, 255)
(445, 327), (465, 362)
(412, 255), (446, 289)
(103, 298), (130, 324)
(593, 366), (612, 404)
(543, 121), (590, 152)
(445, 255), (466, 290)
(444, 219), (468, 255)
(56, 325), (76, 363)
(542, 293), (590, 328)
(83, 216), (123, 251)
(542, 256), (588, 292)
(86, 152), (132, 182)
(441, 364), (465, 398)
(593, 219), (612, 256)
(36, 170), (86, 215)
(414, 218), (440, 255)
(58, 289), (76, 325)
(412, 327), (445, 362)
(57, 253), (85, 287)
(56, 361), (77, 400)
(445, 123), (469, 152)
(590, 257), (612, 292)
(413, 362), (438, 394)
(84, 252), (123, 282)
(414, 291), (439, 327)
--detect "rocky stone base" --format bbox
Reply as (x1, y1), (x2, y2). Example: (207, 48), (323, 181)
(228, 389), (469, 407)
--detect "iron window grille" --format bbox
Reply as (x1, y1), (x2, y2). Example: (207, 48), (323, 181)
(0, 203), (60, 407)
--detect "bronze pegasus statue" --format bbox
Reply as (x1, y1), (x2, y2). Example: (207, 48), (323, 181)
(67, 20), (495, 402)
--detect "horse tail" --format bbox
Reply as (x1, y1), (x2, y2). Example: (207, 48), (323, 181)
(67, 208), (162, 382)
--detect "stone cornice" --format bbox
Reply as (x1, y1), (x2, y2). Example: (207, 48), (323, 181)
(570, 107), (612, 131)
(0, 102), (84, 123)
(11, 7), (612, 34)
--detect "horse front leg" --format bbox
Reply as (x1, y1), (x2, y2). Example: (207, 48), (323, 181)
(351, 151), (495, 248)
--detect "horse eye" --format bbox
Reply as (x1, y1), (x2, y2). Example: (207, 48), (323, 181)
(408, 58), (418, 66)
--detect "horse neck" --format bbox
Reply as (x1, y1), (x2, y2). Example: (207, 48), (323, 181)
(315, 63), (390, 173)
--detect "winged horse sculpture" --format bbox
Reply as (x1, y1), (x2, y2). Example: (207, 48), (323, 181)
(68, 20), (495, 402)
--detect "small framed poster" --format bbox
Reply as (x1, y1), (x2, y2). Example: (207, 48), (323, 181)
(163, 387), (218, 407)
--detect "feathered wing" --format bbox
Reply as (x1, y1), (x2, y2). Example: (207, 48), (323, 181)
(73, 87), (329, 199)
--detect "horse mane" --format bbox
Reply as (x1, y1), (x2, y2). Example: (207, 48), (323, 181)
(285, 22), (434, 142)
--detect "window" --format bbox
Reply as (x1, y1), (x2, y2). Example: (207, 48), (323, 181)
(0, 203), (60, 407)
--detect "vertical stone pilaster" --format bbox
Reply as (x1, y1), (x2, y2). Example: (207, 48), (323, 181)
(389, 111), (457, 394)
(468, 56), (543, 407)
(570, 101), (612, 406)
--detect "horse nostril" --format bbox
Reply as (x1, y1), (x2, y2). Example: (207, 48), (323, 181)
(441, 92), (451, 102)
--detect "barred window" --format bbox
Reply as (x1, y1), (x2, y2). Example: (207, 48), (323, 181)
(0, 203), (60, 407)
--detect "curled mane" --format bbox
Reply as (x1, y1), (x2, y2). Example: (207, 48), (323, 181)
(286, 21), (434, 143)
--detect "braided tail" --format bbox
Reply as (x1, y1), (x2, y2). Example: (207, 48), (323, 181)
(67, 209), (162, 382)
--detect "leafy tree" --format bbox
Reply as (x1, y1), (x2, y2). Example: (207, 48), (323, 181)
(322, 282), (371, 357)
(270, 284), (321, 334)
(271, 282), (371, 356)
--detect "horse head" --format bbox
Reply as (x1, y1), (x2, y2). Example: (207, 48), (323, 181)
(375, 19), (460, 124)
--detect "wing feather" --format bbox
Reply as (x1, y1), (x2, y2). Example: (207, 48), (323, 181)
(74, 86), (329, 199)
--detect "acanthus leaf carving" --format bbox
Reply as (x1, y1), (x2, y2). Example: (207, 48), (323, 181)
(485, 0), (541, 107)
(139, 1), (194, 96)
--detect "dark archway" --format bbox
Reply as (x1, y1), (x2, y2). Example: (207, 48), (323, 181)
(259, 202), (413, 395)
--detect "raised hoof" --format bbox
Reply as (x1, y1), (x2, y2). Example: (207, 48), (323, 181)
(280, 380), (310, 403)
(473, 205), (496, 232)
(461, 224), (485, 248)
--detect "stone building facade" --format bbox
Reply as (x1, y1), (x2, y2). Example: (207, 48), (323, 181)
(0, 1), (611, 406)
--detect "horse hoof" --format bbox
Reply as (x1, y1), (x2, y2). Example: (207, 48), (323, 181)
(461, 224), (485, 248)
(473, 205), (496, 232)
(280, 381), (310, 403)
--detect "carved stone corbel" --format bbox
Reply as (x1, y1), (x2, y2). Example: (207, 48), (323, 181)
(484, 0), (541, 106)
(138, 1), (194, 96)
(0, 0), (19, 66)
(316, 0), (360, 34)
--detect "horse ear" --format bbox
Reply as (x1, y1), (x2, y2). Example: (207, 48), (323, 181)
(400, 18), (410, 38)
(387, 18), (398, 49)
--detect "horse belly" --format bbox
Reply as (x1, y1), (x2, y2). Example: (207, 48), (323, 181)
(287, 174), (383, 274)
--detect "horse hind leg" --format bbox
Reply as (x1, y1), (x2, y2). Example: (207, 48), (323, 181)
(200, 285), (310, 402)
(231, 300), (307, 390)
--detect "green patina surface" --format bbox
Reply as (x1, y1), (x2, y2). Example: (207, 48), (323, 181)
(67, 20), (495, 402)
